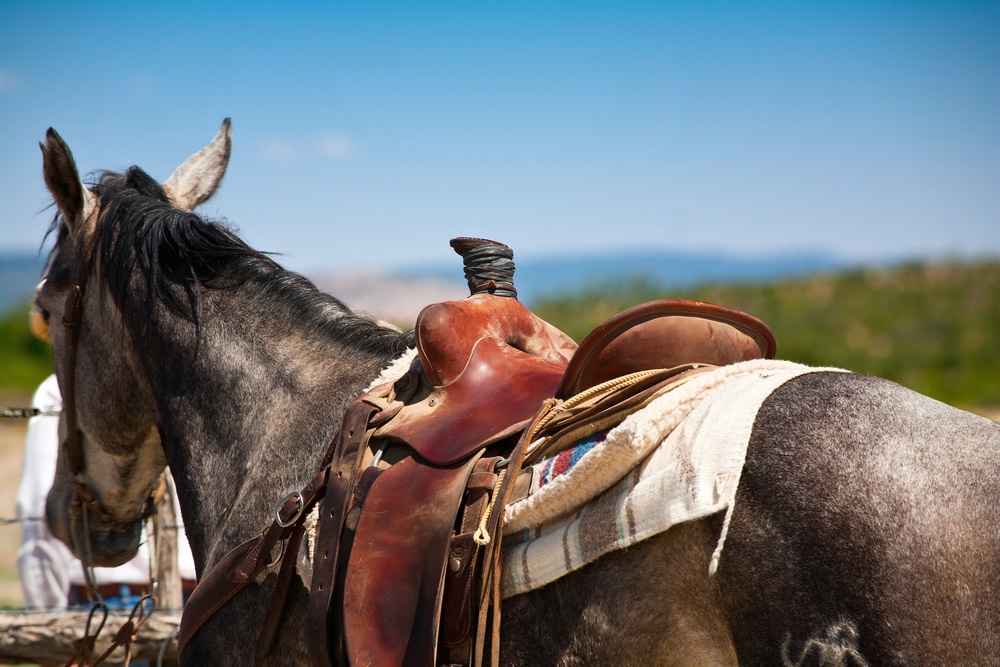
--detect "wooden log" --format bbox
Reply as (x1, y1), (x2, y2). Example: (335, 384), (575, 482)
(0, 610), (181, 665)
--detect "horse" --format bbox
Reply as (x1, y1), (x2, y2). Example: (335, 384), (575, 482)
(35, 120), (1000, 666)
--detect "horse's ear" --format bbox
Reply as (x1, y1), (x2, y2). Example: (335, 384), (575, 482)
(163, 118), (232, 211)
(40, 128), (97, 237)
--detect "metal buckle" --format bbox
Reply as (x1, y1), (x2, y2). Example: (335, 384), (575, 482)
(274, 490), (304, 528)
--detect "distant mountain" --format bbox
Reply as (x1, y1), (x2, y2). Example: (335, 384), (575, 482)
(318, 249), (850, 324)
(486, 249), (847, 305)
(0, 254), (45, 314)
(0, 249), (848, 323)
(311, 270), (468, 326)
(388, 249), (847, 303)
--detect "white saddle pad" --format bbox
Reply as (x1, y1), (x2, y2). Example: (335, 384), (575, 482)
(499, 359), (843, 598)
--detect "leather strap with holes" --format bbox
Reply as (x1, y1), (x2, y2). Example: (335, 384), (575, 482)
(306, 398), (383, 667)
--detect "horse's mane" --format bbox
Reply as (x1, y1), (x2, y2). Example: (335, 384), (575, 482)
(51, 166), (413, 356)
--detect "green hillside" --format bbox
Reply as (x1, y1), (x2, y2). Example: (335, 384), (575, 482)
(532, 259), (1000, 412)
(0, 297), (51, 395)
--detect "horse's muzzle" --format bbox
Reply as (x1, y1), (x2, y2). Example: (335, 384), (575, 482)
(46, 486), (144, 567)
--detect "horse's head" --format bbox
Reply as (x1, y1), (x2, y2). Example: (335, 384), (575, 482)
(36, 120), (232, 566)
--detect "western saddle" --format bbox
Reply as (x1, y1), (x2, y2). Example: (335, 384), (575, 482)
(178, 238), (776, 666)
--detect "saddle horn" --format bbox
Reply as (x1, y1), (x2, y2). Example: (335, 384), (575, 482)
(450, 237), (518, 299)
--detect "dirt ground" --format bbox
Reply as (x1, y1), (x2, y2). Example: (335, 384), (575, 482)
(0, 391), (30, 609)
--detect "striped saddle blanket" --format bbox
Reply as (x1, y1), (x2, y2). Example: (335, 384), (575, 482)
(499, 359), (843, 598)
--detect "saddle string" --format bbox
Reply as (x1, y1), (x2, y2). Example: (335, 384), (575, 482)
(472, 468), (507, 547)
(473, 400), (554, 667)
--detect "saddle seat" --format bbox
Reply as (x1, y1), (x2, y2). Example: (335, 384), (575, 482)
(373, 294), (578, 465)
(379, 294), (776, 465)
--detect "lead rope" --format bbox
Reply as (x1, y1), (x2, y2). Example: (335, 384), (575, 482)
(63, 602), (107, 667)
(65, 501), (158, 667)
(88, 594), (155, 667)
(65, 426), (162, 666)
(73, 495), (102, 606)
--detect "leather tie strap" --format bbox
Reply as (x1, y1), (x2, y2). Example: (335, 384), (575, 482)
(254, 519), (308, 662)
(306, 398), (383, 667)
(178, 389), (394, 664)
(473, 401), (555, 667)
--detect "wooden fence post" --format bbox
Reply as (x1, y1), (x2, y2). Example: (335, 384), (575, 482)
(153, 471), (183, 611)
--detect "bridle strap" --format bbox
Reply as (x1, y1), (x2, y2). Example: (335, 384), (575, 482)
(61, 283), (85, 476)
(57, 244), (149, 529)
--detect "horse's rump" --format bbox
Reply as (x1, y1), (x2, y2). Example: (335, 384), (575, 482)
(720, 371), (1000, 665)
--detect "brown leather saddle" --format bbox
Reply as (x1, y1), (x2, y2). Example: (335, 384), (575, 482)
(178, 238), (776, 667)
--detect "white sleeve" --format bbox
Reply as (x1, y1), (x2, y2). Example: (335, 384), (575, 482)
(174, 487), (198, 580)
(16, 376), (199, 604)
(15, 375), (74, 609)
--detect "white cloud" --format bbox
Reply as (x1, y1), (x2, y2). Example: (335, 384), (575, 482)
(0, 67), (20, 94)
(260, 139), (295, 163)
(258, 132), (355, 163)
(317, 132), (354, 159)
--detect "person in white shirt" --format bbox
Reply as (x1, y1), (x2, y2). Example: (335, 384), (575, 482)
(16, 309), (196, 610)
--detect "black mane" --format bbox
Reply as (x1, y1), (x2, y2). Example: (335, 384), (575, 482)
(54, 166), (413, 357)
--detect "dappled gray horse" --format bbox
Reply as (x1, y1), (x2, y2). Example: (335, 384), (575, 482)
(37, 120), (1000, 666)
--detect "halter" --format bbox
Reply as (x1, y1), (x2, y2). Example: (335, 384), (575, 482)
(58, 234), (155, 539)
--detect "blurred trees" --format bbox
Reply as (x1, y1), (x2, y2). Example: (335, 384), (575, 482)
(0, 299), (52, 394)
(533, 259), (1000, 411)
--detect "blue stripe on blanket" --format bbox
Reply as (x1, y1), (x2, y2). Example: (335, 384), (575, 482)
(538, 430), (610, 488)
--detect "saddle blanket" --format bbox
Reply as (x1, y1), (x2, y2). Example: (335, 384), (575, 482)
(296, 353), (841, 600)
(499, 359), (844, 598)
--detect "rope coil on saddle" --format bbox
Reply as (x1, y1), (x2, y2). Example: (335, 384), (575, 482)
(450, 237), (517, 298)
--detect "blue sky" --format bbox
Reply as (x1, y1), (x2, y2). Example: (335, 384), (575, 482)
(1, 1), (997, 276)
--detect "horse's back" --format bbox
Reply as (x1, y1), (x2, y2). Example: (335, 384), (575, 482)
(721, 370), (1000, 666)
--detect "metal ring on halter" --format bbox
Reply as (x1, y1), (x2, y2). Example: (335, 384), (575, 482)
(265, 539), (286, 570)
(274, 490), (304, 528)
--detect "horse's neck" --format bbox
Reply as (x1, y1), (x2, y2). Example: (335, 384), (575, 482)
(146, 309), (394, 571)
